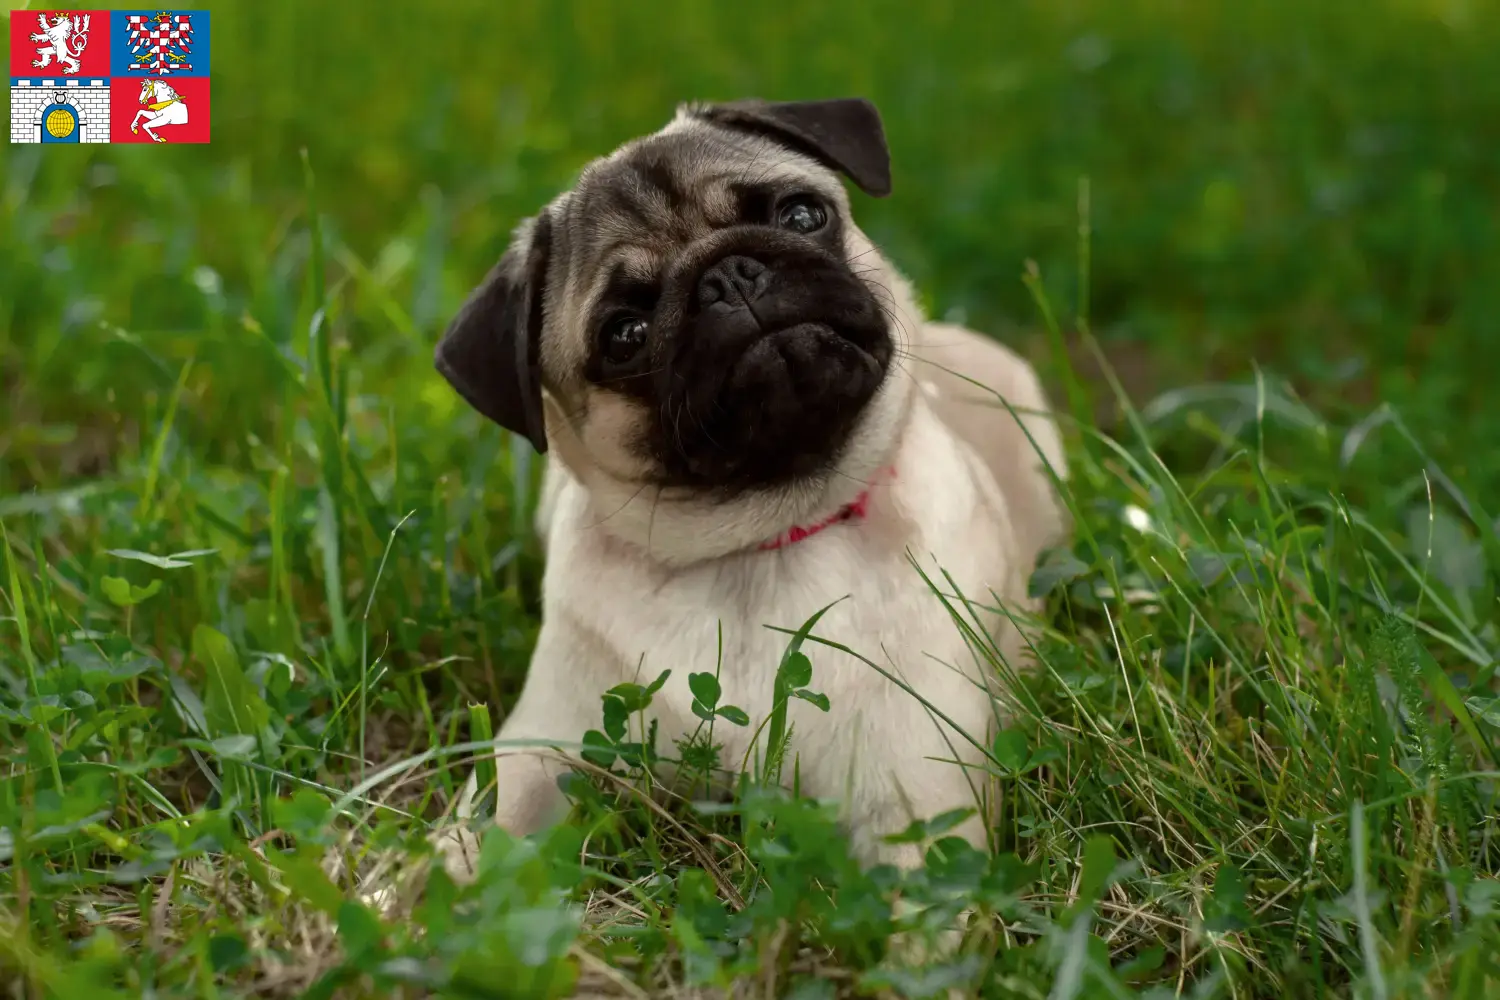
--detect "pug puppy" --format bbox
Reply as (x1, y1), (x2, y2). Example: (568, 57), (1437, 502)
(434, 98), (1067, 872)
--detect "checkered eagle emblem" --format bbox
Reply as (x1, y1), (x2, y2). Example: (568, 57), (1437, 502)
(124, 10), (193, 73)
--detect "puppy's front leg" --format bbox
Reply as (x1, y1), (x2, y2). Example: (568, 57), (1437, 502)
(843, 705), (990, 870)
(488, 712), (574, 835)
(435, 624), (598, 880)
(845, 717), (992, 963)
(852, 767), (989, 872)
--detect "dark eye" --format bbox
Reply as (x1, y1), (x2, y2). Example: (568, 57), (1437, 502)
(602, 315), (649, 365)
(777, 196), (828, 234)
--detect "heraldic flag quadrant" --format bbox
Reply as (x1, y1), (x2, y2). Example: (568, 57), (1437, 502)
(9, 9), (211, 144)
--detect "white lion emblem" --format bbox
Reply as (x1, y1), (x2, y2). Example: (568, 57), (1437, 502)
(30, 13), (92, 76)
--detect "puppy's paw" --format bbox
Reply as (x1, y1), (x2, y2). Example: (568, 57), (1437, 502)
(889, 897), (963, 960)
(888, 899), (986, 1000)
(428, 824), (483, 885)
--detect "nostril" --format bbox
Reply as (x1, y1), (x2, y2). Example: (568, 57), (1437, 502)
(729, 257), (766, 282)
(698, 272), (728, 308)
(697, 255), (770, 310)
(724, 256), (769, 301)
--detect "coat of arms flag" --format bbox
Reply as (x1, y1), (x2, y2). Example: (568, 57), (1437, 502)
(9, 9), (211, 144)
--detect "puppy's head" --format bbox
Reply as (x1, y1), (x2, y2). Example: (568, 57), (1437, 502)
(437, 98), (921, 553)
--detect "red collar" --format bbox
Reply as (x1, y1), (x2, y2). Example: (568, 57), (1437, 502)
(758, 467), (895, 551)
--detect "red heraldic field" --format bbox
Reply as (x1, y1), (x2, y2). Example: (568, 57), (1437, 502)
(110, 75), (209, 143)
(8, 10), (110, 78)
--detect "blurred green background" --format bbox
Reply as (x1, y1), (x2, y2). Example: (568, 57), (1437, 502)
(6, 0), (1500, 504)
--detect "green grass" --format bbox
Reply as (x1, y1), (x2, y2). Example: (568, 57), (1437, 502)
(4, 0), (1500, 995)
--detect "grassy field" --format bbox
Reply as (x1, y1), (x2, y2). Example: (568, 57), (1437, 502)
(4, 0), (1500, 996)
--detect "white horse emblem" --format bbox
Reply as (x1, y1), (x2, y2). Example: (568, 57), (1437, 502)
(131, 79), (190, 143)
(30, 12), (91, 75)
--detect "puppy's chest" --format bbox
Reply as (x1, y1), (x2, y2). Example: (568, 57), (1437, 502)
(560, 518), (1008, 727)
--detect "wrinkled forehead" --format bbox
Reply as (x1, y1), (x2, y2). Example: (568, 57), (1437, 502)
(554, 124), (848, 286)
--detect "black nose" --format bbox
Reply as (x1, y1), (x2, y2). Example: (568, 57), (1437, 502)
(697, 255), (769, 310)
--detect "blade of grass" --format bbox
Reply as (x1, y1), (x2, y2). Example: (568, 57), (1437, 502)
(140, 355), (195, 523)
(2, 520), (63, 793)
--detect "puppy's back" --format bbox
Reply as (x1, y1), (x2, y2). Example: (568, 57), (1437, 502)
(911, 322), (1069, 575)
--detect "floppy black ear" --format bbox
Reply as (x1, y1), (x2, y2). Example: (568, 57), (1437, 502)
(690, 97), (892, 198)
(434, 213), (552, 454)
